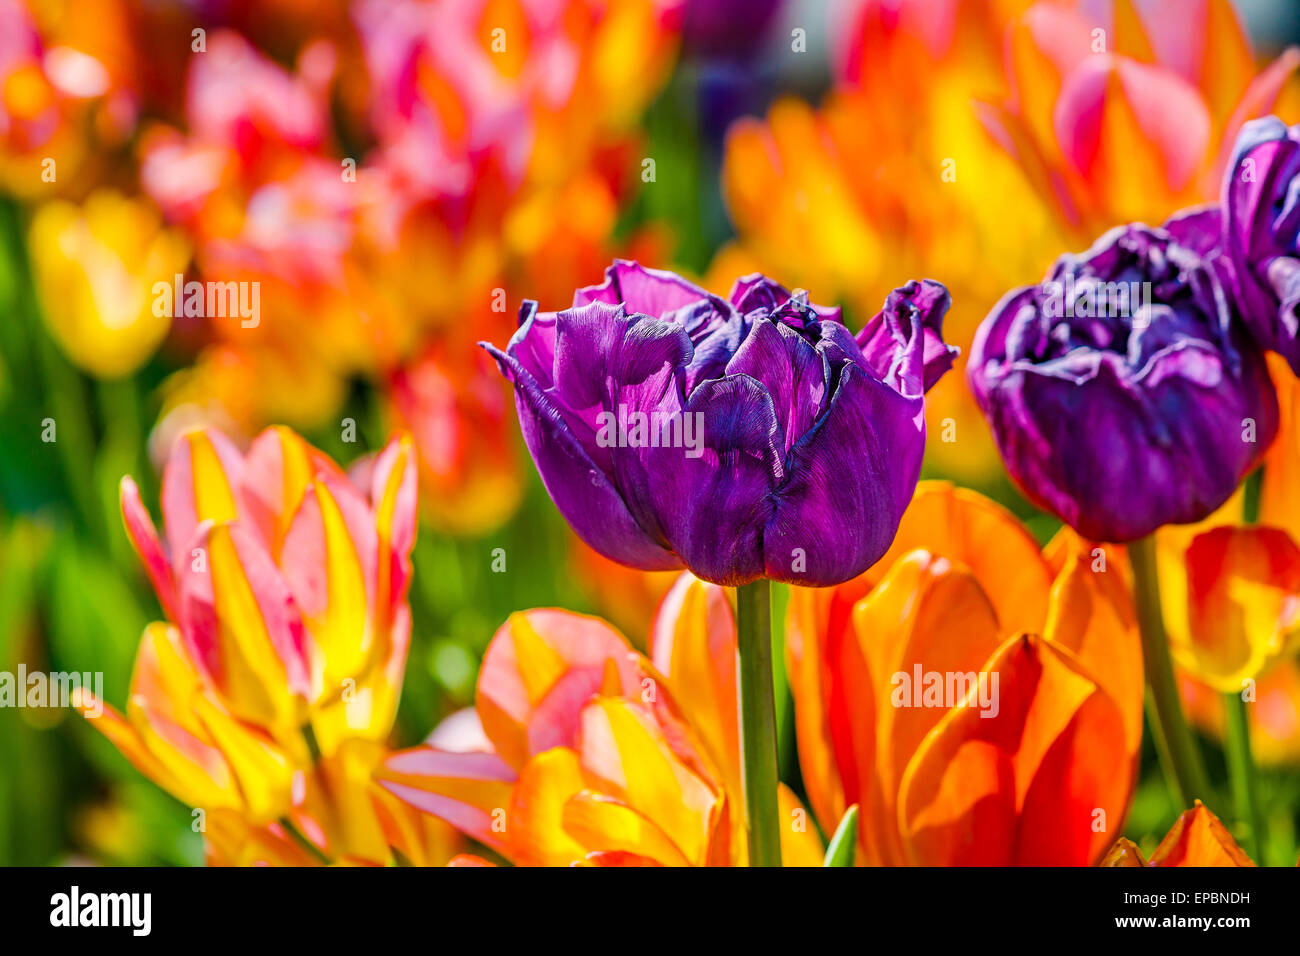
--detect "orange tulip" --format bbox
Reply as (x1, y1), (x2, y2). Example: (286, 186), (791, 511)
(786, 481), (1143, 865)
(1180, 663), (1300, 766)
(379, 596), (824, 866)
(1100, 802), (1256, 866)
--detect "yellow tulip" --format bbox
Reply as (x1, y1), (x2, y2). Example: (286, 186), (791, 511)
(29, 190), (188, 378)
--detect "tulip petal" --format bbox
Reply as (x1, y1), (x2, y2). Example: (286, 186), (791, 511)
(312, 603), (410, 753)
(784, 582), (858, 833)
(853, 551), (1005, 865)
(280, 476), (379, 697)
(1056, 57), (1210, 200)
(648, 574), (741, 800)
(161, 428), (246, 568)
(764, 362), (921, 585)
(120, 476), (178, 621)
(899, 634), (1132, 866)
(1177, 526), (1300, 691)
(239, 426), (343, 558)
(1045, 546), (1144, 757)
(180, 521), (315, 729)
(205, 811), (320, 867)
(475, 609), (641, 770)
(1259, 354), (1300, 543)
(725, 317), (827, 453)
(578, 850), (665, 867)
(505, 747), (590, 866)
(1148, 801), (1257, 866)
(881, 481), (1053, 636)
(576, 259), (719, 316)
(855, 279), (957, 396)
(75, 626), (243, 814)
(1099, 837), (1147, 867)
(481, 339), (682, 571)
(377, 747), (518, 854)
(646, 374), (782, 585)
(370, 433), (419, 620)
(779, 785), (828, 867)
(561, 791), (692, 866)
(576, 697), (720, 866)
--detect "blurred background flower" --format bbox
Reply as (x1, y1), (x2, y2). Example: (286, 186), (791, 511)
(29, 190), (189, 378)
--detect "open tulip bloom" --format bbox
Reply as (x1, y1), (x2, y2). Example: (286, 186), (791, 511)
(481, 260), (957, 588)
(483, 260), (956, 864)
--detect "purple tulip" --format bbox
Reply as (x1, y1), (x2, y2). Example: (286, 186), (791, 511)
(1222, 116), (1300, 374)
(482, 261), (956, 586)
(968, 211), (1278, 543)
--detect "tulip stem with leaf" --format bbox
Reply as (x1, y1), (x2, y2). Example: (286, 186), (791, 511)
(1128, 536), (1211, 810)
(1223, 690), (1264, 863)
(736, 579), (782, 867)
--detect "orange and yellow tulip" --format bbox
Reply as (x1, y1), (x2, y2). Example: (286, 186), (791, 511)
(378, 592), (824, 866)
(786, 481), (1143, 865)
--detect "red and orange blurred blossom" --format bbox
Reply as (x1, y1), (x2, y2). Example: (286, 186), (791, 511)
(146, 2), (684, 429)
(385, 341), (523, 535)
(713, 0), (1300, 485)
(1102, 802), (1257, 867)
(75, 425), (457, 865)
(0, 0), (139, 195)
(1156, 356), (1300, 765)
(785, 481), (1143, 865)
(376, 593), (824, 866)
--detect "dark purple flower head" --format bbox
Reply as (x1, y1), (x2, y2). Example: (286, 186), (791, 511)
(969, 212), (1278, 543)
(483, 260), (956, 586)
(1223, 116), (1300, 373)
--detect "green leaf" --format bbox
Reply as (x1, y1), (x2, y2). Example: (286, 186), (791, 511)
(823, 804), (860, 867)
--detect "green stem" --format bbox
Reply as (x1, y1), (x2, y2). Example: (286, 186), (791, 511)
(1128, 536), (1210, 810)
(1223, 690), (1264, 863)
(735, 579), (782, 867)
